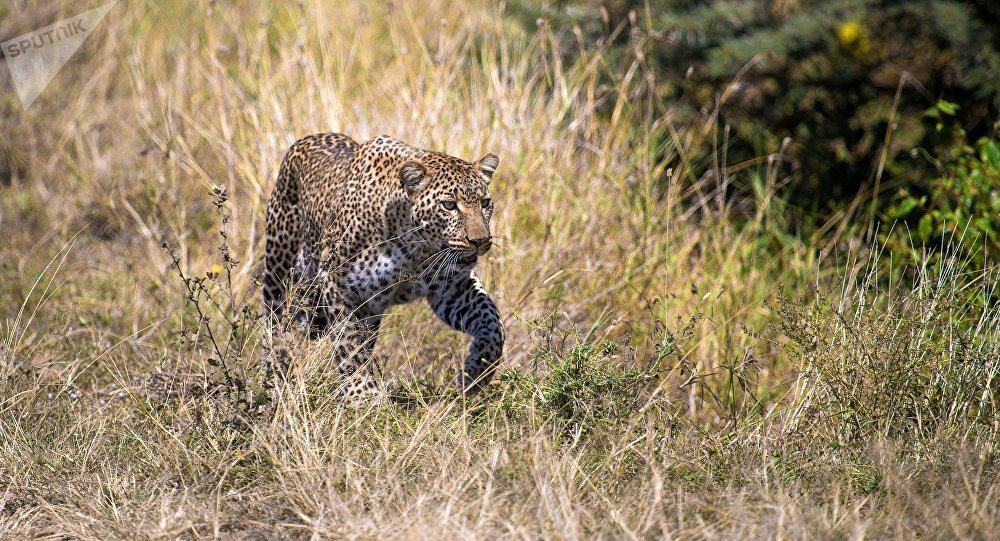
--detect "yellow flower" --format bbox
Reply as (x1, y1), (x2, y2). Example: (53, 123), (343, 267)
(836, 21), (869, 56)
(836, 21), (863, 45)
(211, 264), (223, 275)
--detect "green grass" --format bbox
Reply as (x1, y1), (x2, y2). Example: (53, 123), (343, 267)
(0, 1), (997, 538)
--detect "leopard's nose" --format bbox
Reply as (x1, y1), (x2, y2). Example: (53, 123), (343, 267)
(468, 236), (492, 253)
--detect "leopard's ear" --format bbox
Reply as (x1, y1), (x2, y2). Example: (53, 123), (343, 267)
(400, 160), (427, 196)
(478, 153), (499, 182)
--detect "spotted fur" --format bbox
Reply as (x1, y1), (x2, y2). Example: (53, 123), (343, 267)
(263, 133), (504, 400)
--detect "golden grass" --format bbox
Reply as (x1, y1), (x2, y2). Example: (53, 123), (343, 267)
(1, 1), (997, 538)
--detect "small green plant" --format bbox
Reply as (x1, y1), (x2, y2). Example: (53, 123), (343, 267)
(161, 187), (269, 420)
(885, 106), (999, 269)
(483, 323), (680, 439)
(538, 339), (646, 433)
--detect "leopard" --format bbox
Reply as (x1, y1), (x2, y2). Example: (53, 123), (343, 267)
(262, 133), (504, 401)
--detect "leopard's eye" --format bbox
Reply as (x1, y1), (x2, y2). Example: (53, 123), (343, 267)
(481, 198), (491, 209)
(440, 200), (457, 211)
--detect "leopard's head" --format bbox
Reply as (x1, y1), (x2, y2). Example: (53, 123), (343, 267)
(400, 151), (500, 267)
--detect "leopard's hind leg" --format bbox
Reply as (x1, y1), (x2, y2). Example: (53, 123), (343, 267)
(263, 157), (305, 331)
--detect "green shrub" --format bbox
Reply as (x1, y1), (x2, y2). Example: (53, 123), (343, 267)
(538, 340), (649, 432)
(484, 329), (675, 438)
(885, 108), (1000, 269)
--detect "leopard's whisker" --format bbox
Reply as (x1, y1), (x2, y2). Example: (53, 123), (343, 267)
(444, 251), (462, 281)
(428, 251), (450, 284)
(430, 250), (457, 285)
(417, 249), (450, 280)
(422, 254), (450, 283)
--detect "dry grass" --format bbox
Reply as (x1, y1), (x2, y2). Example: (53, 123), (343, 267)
(1, 1), (997, 538)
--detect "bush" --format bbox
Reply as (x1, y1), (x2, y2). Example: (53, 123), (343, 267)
(884, 108), (1000, 269)
(484, 328), (676, 439)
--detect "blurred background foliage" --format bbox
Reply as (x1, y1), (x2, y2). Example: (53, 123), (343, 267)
(514, 0), (999, 264)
